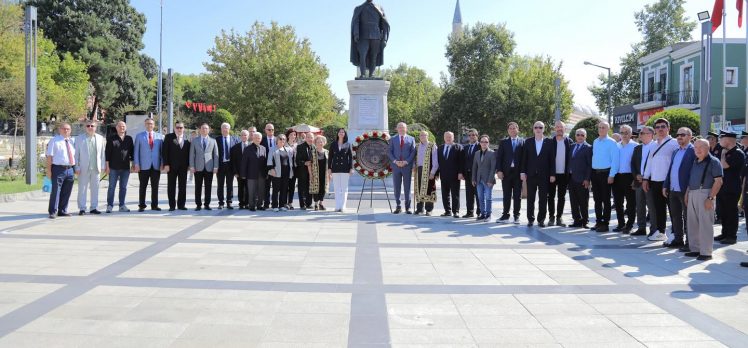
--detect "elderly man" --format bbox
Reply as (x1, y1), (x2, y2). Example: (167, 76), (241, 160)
(590, 121), (619, 232)
(521, 121), (556, 227)
(242, 132), (269, 211)
(388, 122), (416, 214)
(162, 121), (191, 211)
(631, 126), (655, 235)
(437, 131), (463, 217)
(231, 130), (251, 209)
(74, 119), (106, 215)
(261, 123), (277, 209)
(414, 131), (439, 216)
(715, 131), (745, 245)
(568, 128), (592, 228)
(190, 123), (219, 210)
(296, 132), (316, 210)
(105, 121), (134, 213)
(685, 139), (723, 261)
(46, 122), (76, 219)
(216, 123), (239, 209)
(663, 127), (695, 248)
(133, 118), (165, 212)
(642, 118), (679, 240)
(613, 125), (637, 233)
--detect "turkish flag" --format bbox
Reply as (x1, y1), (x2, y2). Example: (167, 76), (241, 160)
(713, 0), (724, 32)
(739, 0), (744, 27)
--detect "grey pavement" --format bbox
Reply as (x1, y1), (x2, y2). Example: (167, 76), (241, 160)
(0, 175), (747, 347)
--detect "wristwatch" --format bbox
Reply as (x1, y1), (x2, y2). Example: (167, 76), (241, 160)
(707, 196), (715, 201)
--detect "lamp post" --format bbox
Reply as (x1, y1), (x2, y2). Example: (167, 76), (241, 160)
(24, 6), (38, 185)
(698, 10), (713, 137)
(584, 61), (613, 125)
(157, 0), (163, 132)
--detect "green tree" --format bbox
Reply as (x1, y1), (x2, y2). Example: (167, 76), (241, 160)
(588, 0), (696, 113)
(569, 117), (606, 145)
(382, 63), (442, 129)
(204, 21), (337, 129)
(436, 23), (573, 139)
(28, 0), (155, 118)
(644, 108), (699, 137)
(208, 108), (234, 131)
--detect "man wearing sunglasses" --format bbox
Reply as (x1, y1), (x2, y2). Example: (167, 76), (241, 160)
(642, 118), (679, 240)
(715, 131), (745, 245)
(520, 121), (556, 227)
(662, 127), (695, 248)
(162, 121), (191, 211)
(568, 129), (592, 228)
(590, 121), (619, 232)
(74, 119), (106, 215)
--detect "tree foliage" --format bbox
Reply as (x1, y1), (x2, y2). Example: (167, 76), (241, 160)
(644, 108), (700, 137)
(382, 63), (442, 130)
(436, 23), (573, 139)
(28, 0), (155, 118)
(204, 21), (337, 130)
(588, 0), (696, 113)
(569, 117), (606, 145)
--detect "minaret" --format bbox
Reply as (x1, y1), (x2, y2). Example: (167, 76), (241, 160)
(452, 0), (463, 38)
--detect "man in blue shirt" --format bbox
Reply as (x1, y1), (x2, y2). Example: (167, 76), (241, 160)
(590, 121), (619, 232)
(613, 125), (637, 233)
(663, 128), (695, 248)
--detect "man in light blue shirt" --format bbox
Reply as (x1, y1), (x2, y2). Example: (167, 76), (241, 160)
(590, 121), (619, 232)
(663, 127), (695, 248)
(613, 125), (637, 233)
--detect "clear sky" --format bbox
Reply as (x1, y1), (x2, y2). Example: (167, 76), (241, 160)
(131, 0), (746, 112)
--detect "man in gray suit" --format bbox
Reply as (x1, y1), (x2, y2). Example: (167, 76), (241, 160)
(388, 122), (416, 214)
(190, 123), (219, 210)
(74, 119), (106, 215)
(472, 135), (497, 221)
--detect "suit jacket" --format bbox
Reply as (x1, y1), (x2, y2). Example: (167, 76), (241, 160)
(462, 142), (480, 177)
(521, 137), (556, 178)
(296, 142), (314, 167)
(569, 142), (593, 183)
(261, 135), (278, 153)
(664, 144), (696, 193)
(162, 133), (191, 172)
(73, 133), (106, 173)
(550, 136), (573, 175)
(631, 144), (643, 177)
(189, 136), (219, 172)
(495, 137), (525, 174)
(240, 143), (268, 180)
(267, 145), (295, 178)
(472, 148), (497, 185)
(133, 130), (164, 170)
(436, 143), (463, 180)
(387, 134), (416, 170)
(216, 135), (240, 168)
(231, 142), (249, 175)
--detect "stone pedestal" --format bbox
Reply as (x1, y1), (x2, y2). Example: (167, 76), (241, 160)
(346, 79), (392, 188)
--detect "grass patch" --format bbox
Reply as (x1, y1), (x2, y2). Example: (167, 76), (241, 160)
(0, 174), (44, 195)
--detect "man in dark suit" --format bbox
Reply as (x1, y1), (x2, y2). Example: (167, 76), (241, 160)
(231, 130), (251, 209)
(462, 128), (481, 218)
(162, 121), (191, 211)
(216, 123), (240, 209)
(548, 121), (573, 227)
(260, 123), (277, 209)
(520, 121), (556, 227)
(241, 132), (268, 211)
(568, 129), (593, 228)
(436, 131), (463, 217)
(295, 133), (315, 210)
(495, 122), (524, 224)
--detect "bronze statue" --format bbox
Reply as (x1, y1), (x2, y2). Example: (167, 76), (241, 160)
(350, 0), (390, 79)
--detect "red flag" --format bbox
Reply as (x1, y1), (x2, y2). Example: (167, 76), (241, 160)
(739, 0), (744, 27)
(713, 0), (724, 32)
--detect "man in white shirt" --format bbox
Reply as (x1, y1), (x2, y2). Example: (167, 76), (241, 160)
(642, 118), (680, 241)
(46, 122), (76, 219)
(631, 126), (656, 236)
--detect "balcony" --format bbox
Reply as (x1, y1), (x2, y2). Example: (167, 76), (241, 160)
(637, 90), (699, 109)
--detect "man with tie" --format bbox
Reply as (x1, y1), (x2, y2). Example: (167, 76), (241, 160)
(190, 123), (220, 210)
(495, 122), (524, 224)
(387, 122), (416, 214)
(261, 123), (277, 209)
(436, 131), (463, 217)
(133, 118), (164, 212)
(216, 123), (240, 209)
(295, 133), (316, 210)
(231, 130), (251, 209)
(45, 122), (76, 219)
(548, 121), (573, 226)
(462, 129), (481, 218)
(568, 129), (593, 228)
(520, 121), (556, 227)
(74, 119), (106, 215)
(162, 121), (191, 211)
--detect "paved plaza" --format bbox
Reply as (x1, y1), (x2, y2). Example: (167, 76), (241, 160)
(0, 178), (747, 347)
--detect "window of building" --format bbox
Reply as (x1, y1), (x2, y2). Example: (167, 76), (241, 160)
(646, 71), (655, 102)
(725, 67), (738, 87)
(682, 65), (694, 104)
(658, 67), (667, 100)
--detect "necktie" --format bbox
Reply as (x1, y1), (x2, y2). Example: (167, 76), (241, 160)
(512, 139), (516, 151)
(269, 137), (274, 148)
(65, 139), (75, 165)
(399, 136), (404, 161)
(444, 146), (449, 158)
(148, 132), (154, 150)
(573, 144), (580, 157)
(202, 137), (206, 151)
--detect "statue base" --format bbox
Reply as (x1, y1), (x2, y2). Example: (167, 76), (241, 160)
(347, 79), (391, 188)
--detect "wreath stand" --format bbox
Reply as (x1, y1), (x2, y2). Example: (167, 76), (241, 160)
(356, 177), (393, 213)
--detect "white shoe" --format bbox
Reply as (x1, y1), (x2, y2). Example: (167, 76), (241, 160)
(280, 207), (288, 212)
(513, 217), (520, 224)
(664, 230), (675, 244)
(648, 231), (666, 241)
(273, 208), (279, 212)
(106, 205), (113, 213)
(119, 205), (130, 212)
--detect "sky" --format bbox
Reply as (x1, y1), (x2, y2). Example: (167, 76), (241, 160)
(131, 0), (747, 113)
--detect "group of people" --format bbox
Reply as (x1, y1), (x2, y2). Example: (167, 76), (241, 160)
(387, 120), (747, 268)
(45, 118), (356, 219)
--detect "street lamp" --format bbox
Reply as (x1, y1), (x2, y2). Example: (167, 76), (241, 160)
(584, 61), (613, 125)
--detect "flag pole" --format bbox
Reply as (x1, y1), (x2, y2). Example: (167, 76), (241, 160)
(723, 7), (727, 126)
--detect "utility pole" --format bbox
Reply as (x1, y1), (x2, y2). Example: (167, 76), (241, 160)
(24, 6), (38, 185)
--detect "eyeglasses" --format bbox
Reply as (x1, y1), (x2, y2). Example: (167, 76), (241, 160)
(479, 140), (489, 144)
(534, 126), (544, 129)
(468, 134), (477, 137)
(85, 125), (96, 128)
(575, 134), (585, 137)
(654, 125), (668, 129)
(175, 126), (184, 129)
(676, 133), (688, 137)
(265, 129), (274, 131)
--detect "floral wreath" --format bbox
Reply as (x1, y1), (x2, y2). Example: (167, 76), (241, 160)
(352, 130), (393, 179)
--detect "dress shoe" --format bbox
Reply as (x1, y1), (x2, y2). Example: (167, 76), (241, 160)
(414, 210), (423, 215)
(318, 203), (327, 211)
(546, 217), (555, 226)
(152, 207), (162, 211)
(569, 222), (583, 228)
(630, 228), (647, 236)
(595, 225), (609, 233)
(453, 212), (460, 218)
(440, 212), (452, 217)
(405, 209), (412, 214)
(590, 224), (599, 231)
(527, 221), (534, 227)
(714, 234), (726, 241)
(664, 240), (685, 248)
(249, 208), (256, 212)
(138, 208), (145, 212)
(741, 262), (748, 267)
(169, 208), (176, 212)
(720, 239), (737, 245)
(218, 204), (224, 209)
(678, 246), (691, 252)
(90, 209), (102, 215)
(476, 214), (485, 221)
(697, 255), (713, 261)
(227, 205), (234, 210)
(178, 207), (188, 211)
(684, 252), (700, 257)
(79, 210), (86, 216)
(538, 221), (546, 228)
(425, 211), (432, 216)
(393, 207), (402, 214)
(613, 225), (625, 232)
(556, 218), (565, 227)
(497, 214), (510, 223)
(57, 212), (72, 217)
(204, 206), (212, 211)
(462, 213), (474, 218)
(48, 214), (56, 219)
(195, 207), (202, 211)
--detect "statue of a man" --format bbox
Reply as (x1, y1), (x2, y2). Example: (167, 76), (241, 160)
(350, 0), (390, 79)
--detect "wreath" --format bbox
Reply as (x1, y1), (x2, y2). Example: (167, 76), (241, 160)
(352, 130), (392, 179)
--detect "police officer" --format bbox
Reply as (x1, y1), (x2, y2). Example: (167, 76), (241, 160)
(715, 131), (745, 245)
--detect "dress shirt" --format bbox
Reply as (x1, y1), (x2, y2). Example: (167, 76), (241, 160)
(46, 135), (76, 166)
(86, 135), (97, 171)
(618, 141), (637, 174)
(416, 142), (440, 175)
(510, 137), (519, 167)
(534, 138), (543, 156)
(555, 137), (566, 174)
(640, 141), (655, 174)
(592, 136), (620, 177)
(643, 136), (679, 182)
(223, 136), (230, 162)
(669, 146), (688, 192)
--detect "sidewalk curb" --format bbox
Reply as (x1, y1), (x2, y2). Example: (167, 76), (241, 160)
(0, 189), (45, 203)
